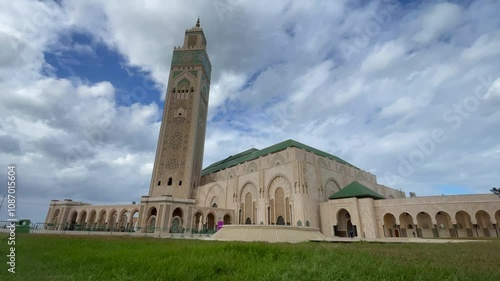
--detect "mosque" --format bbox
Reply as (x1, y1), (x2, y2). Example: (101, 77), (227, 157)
(44, 20), (500, 240)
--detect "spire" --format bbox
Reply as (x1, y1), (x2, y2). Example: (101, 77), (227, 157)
(196, 17), (200, 27)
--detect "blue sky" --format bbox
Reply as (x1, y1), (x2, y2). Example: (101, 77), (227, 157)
(1, 0), (500, 223)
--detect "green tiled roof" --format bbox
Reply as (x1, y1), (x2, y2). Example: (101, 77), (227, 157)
(329, 181), (385, 200)
(201, 139), (358, 176)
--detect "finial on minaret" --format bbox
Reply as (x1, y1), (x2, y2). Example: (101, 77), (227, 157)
(196, 17), (200, 27)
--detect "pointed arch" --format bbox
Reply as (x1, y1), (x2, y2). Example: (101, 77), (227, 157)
(171, 207), (184, 233)
(246, 162), (258, 173)
(455, 210), (473, 238)
(416, 211), (433, 238)
(68, 210), (78, 230)
(383, 213), (397, 237)
(129, 208), (140, 230)
(435, 211), (453, 238)
(267, 174), (292, 199)
(316, 157), (328, 168)
(336, 209), (353, 237)
(476, 210), (492, 237)
(77, 210), (88, 229)
(240, 181), (258, 201)
(399, 212), (416, 237)
(207, 212), (216, 230)
(97, 210), (107, 229)
(50, 208), (61, 225)
(117, 209), (129, 230)
(223, 213), (232, 225)
(107, 209), (118, 225)
(270, 153), (286, 166)
(193, 210), (204, 232)
(204, 184), (225, 208)
(87, 209), (97, 228)
(323, 178), (341, 201)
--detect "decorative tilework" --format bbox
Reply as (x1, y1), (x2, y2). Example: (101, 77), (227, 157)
(172, 50), (212, 81)
(172, 71), (182, 79)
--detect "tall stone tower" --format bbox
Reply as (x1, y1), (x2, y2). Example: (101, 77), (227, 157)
(149, 19), (211, 199)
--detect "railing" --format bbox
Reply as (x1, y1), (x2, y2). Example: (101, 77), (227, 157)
(0, 221), (220, 238)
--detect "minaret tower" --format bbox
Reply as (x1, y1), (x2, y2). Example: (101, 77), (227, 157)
(149, 19), (211, 199)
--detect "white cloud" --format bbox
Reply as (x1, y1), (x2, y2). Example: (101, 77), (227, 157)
(413, 2), (462, 43)
(461, 31), (500, 61)
(361, 40), (407, 72)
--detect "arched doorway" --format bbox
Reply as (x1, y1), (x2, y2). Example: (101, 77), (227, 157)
(68, 211), (78, 230)
(97, 210), (107, 230)
(383, 213), (397, 237)
(240, 182), (258, 225)
(244, 192), (253, 225)
(435, 211), (453, 238)
(276, 216), (285, 225)
(146, 207), (157, 233)
(455, 211), (473, 237)
(335, 209), (355, 237)
(77, 211), (87, 230)
(171, 207), (183, 233)
(207, 213), (215, 231)
(50, 209), (60, 230)
(272, 187), (287, 225)
(108, 210), (117, 231)
(87, 210), (97, 230)
(475, 210), (492, 237)
(128, 209), (139, 231)
(323, 179), (340, 202)
(193, 211), (203, 232)
(399, 212), (416, 237)
(223, 214), (231, 225)
(117, 209), (128, 231)
(416, 212), (433, 238)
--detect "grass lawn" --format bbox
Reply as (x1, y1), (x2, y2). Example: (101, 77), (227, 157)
(0, 234), (499, 281)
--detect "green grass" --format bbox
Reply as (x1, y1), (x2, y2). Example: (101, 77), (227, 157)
(0, 234), (499, 281)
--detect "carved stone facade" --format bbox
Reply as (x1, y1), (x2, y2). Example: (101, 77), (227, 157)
(44, 21), (500, 240)
(149, 20), (211, 199)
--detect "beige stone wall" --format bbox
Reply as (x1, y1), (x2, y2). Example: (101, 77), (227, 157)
(47, 138), (500, 240)
(320, 194), (500, 238)
(376, 183), (406, 199)
(45, 199), (139, 231)
(358, 198), (378, 238)
(196, 146), (401, 229)
(374, 194), (500, 238)
(196, 148), (298, 225)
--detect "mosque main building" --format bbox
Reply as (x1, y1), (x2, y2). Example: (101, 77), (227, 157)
(45, 21), (500, 240)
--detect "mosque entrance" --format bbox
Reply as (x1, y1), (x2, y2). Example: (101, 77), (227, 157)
(207, 213), (215, 230)
(147, 216), (156, 233)
(171, 217), (181, 233)
(276, 216), (285, 225)
(171, 207), (184, 233)
(336, 209), (356, 237)
(245, 217), (252, 224)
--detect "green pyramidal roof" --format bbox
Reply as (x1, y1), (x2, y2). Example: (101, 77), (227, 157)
(329, 181), (385, 200)
(202, 139), (358, 176)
